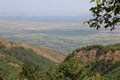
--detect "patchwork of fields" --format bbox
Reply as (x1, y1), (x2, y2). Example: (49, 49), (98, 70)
(0, 20), (120, 54)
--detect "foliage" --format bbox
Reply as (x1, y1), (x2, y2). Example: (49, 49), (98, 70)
(0, 43), (55, 80)
(74, 43), (120, 54)
(87, 0), (120, 30)
(45, 43), (120, 80)
(86, 74), (107, 80)
(1, 47), (55, 72)
(58, 57), (85, 80)
(20, 62), (41, 80)
(104, 61), (120, 80)
(1, 40), (120, 80)
(44, 57), (86, 80)
(85, 60), (113, 74)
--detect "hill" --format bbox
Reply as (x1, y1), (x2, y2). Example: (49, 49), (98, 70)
(45, 44), (120, 80)
(72, 44), (120, 64)
(1, 39), (120, 80)
(0, 40), (65, 80)
(0, 40), (65, 63)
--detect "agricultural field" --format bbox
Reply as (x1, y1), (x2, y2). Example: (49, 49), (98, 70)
(0, 20), (120, 54)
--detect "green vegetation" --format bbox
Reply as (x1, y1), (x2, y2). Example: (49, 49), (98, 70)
(44, 44), (120, 80)
(0, 0), (120, 79)
(1, 40), (120, 80)
(74, 44), (120, 53)
(0, 42), (55, 80)
(88, 0), (120, 30)
(20, 62), (41, 80)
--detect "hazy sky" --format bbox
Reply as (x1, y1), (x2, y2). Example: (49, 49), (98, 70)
(0, 0), (94, 16)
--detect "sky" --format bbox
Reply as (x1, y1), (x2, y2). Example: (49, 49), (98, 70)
(0, 0), (94, 16)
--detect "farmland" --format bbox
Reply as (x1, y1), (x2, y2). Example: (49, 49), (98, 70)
(0, 20), (120, 54)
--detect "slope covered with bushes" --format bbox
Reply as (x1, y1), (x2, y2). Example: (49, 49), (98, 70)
(45, 44), (120, 80)
(0, 40), (56, 80)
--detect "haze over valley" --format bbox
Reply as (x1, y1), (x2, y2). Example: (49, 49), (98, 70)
(1, 0), (120, 79)
(0, 17), (120, 54)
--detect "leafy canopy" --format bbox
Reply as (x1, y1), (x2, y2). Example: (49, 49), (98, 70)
(87, 0), (120, 30)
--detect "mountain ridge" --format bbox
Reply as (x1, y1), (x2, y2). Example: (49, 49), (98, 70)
(0, 40), (65, 63)
(0, 39), (63, 79)
(72, 44), (120, 64)
(44, 44), (120, 80)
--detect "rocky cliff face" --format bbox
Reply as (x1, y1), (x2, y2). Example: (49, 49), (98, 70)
(45, 44), (120, 80)
(72, 44), (120, 64)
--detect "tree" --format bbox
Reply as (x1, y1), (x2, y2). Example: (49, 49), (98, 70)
(20, 62), (41, 80)
(87, 0), (120, 30)
(43, 57), (86, 80)
(58, 57), (85, 80)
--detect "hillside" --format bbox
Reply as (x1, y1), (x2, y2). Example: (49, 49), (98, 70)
(1, 39), (120, 80)
(0, 40), (65, 63)
(72, 44), (120, 64)
(0, 40), (65, 80)
(71, 44), (120, 80)
(45, 44), (120, 80)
